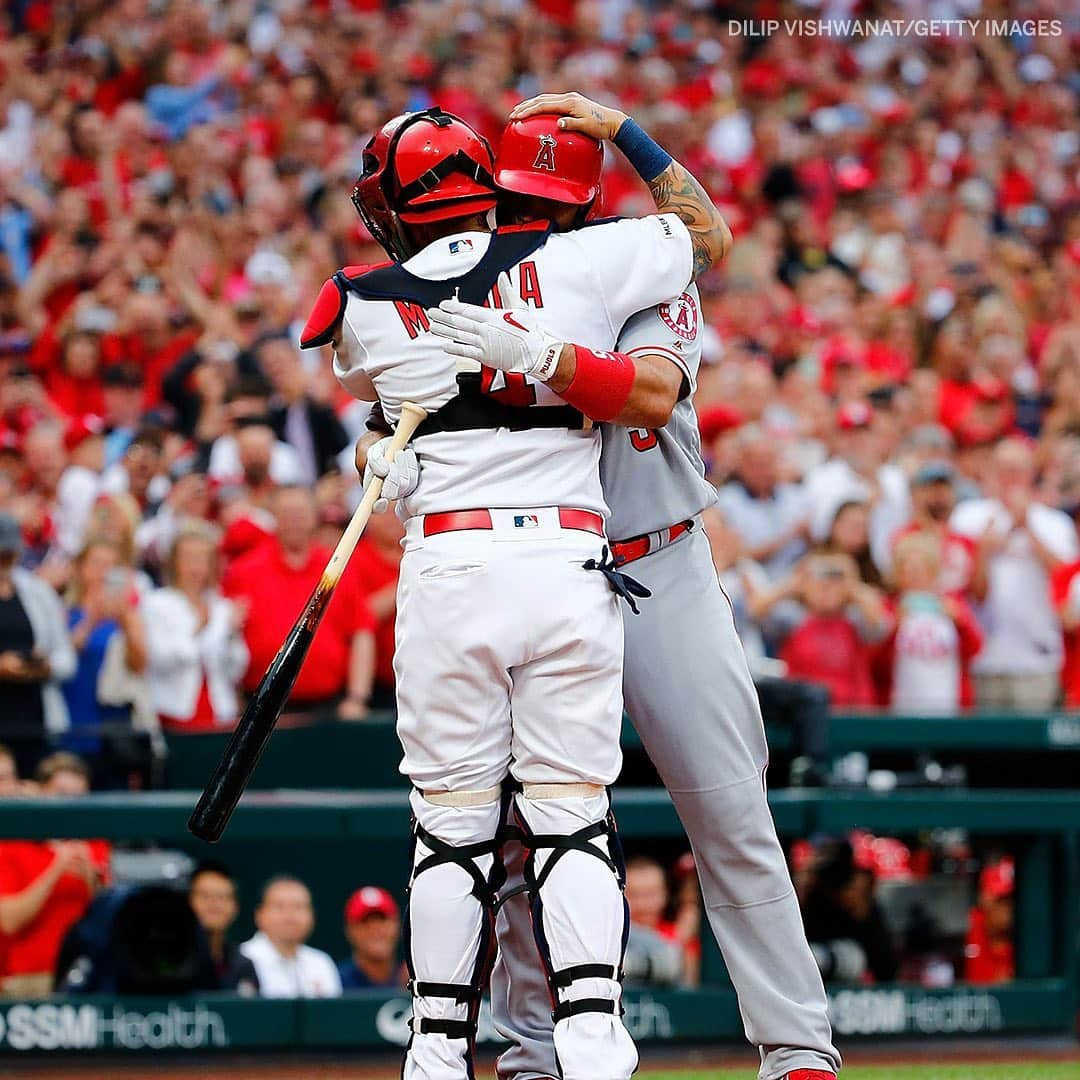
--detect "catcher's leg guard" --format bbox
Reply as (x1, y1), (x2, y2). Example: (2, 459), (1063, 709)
(514, 784), (638, 1080)
(404, 787), (506, 1080)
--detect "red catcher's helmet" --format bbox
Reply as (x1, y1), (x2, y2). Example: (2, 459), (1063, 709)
(351, 108), (497, 260)
(495, 115), (603, 206)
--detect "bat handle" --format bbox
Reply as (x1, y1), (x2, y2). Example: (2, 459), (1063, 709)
(325, 402), (427, 584)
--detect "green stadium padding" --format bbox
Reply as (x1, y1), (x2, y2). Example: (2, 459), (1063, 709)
(0, 981), (1072, 1053)
(160, 711), (1080, 794)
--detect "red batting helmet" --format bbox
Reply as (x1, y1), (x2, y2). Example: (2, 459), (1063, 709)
(495, 115), (603, 206)
(351, 108), (497, 260)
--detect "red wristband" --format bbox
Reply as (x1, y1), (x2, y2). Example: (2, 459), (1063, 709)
(562, 345), (636, 422)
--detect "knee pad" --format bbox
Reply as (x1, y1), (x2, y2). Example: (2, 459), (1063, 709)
(405, 788), (507, 1052)
(411, 787), (507, 908)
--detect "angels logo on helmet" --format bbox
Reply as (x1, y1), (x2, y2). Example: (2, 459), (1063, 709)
(533, 134), (558, 172)
(495, 116), (603, 207)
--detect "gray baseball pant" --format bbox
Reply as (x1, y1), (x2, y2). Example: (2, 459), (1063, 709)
(491, 525), (840, 1080)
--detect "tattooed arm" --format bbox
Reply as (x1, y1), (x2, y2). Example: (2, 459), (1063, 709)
(509, 93), (732, 279)
(646, 162), (732, 279)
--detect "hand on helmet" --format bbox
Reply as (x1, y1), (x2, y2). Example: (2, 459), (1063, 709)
(427, 298), (566, 382)
(508, 92), (628, 141)
(363, 438), (420, 513)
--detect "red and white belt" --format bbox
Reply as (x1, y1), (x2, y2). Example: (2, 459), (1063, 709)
(421, 507), (605, 538)
(611, 519), (694, 566)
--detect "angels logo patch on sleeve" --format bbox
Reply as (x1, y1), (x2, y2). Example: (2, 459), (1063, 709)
(658, 292), (699, 341)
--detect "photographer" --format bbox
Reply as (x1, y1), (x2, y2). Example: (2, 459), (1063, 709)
(752, 553), (891, 708)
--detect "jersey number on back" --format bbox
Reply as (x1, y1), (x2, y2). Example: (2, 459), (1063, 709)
(481, 367), (537, 407)
(630, 429), (658, 452)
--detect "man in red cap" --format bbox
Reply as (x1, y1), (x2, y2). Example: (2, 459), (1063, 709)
(338, 886), (406, 991)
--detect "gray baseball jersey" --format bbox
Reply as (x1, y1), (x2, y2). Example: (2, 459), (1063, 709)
(599, 286), (717, 541)
(492, 285), (840, 1080)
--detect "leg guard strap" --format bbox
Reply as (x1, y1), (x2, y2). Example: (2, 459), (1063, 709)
(409, 1017), (475, 1039)
(424, 785), (504, 807)
(410, 979), (480, 1005)
(408, 979), (483, 1039)
(552, 998), (620, 1022)
(551, 962), (622, 988)
(523, 782), (604, 800)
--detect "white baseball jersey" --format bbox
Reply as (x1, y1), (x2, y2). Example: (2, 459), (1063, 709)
(332, 216), (693, 520)
(889, 602), (963, 714)
(599, 285), (718, 541)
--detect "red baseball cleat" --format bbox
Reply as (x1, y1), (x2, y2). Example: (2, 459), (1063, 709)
(786, 1071), (837, 1080)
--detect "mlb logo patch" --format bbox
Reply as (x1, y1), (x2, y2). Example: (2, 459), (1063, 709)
(514, 514), (540, 529)
(449, 238), (474, 255)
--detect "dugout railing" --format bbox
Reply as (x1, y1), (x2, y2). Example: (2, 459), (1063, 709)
(0, 787), (1076, 1055)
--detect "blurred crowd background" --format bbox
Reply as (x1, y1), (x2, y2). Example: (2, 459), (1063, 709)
(0, 0), (1075, 1005)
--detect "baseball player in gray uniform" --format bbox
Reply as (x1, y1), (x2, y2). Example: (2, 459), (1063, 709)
(426, 95), (841, 1080)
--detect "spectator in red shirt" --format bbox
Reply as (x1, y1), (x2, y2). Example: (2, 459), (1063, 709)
(101, 292), (199, 409)
(34, 328), (107, 421)
(0, 365), (53, 452)
(223, 486), (375, 720)
(348, 507), (404, 709)
(757, 554), (890, 708)
(964, 858), (1015, 985)
(0, 753), (110, 998)
(1052, 558), (1080, 708)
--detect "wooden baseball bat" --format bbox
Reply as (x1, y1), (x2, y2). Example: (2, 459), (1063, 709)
(188, 402), (428, 842)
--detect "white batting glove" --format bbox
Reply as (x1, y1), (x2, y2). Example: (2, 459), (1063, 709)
(427, 297), (566, 382)
(363, 438), (419, 513)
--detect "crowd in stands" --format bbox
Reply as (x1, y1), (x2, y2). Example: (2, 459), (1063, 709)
(1, 1), (1078, 778)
